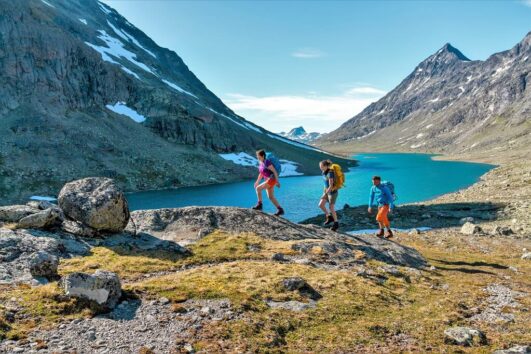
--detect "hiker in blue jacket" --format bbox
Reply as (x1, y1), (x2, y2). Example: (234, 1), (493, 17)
(368, 176), (395, 238)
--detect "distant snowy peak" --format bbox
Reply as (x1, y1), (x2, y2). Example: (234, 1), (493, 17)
(279, 126), (322, 144)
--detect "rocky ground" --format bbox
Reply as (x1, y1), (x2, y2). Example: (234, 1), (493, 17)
(0, 161), (530, 353)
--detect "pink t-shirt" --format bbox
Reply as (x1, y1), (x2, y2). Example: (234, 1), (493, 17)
(259, 159), (274, 179)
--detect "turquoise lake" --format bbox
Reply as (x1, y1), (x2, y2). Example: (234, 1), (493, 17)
(127, 153), (494, 222)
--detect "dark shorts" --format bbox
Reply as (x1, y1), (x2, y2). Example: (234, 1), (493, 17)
(326, 190), (338, 205)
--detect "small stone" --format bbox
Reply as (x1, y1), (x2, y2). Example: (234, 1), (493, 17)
(408, 228), (420, 235)
(28, 251), (59, 279)
(159, 297), (170, 305)
(271, 253), (287, 262)
(86, 331), (96, 341)
(184, 343), (194, 353)
(62, 270), (122, 309)
(200, 306), (213, 315)
(493, 345), (531, 354)
(282, 277), (307, 291)
(521, 252), (531, 260)
(461, 222), (482, 235)
(12, 348), (26, 353)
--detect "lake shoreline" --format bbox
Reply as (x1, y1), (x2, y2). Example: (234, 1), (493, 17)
(302, 149), (530, 237)
(126, 153), (493, 222)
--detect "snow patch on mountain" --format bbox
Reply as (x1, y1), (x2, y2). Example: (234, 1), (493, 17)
(98, 1), (112, 15)
(41, 0), (54, 8)
(162, 79), (198, 98)
(107, 21), (157, 58)
(106, 102), (146, 122)
(79, 18), (88, 25)
(219, 152), (257, 167)
(279, 160), (304, 176)
(219, 153), (304, 176)
(85, 30), (155, 76)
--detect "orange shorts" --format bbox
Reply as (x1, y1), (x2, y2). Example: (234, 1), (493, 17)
(266, 178), (277, 187)
(376, 205), (390, 227)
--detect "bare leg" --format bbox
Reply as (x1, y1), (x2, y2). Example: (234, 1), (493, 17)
(330, 203), (338, 222)
(318, 198), (328, 215)
(265, 186), (280, 208)
(255, 183), (268, 203)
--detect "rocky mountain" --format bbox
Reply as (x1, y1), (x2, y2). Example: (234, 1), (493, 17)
(279, 126), (322, 144)
(318, 32), (531, 155)
(0, 0), (353, 204)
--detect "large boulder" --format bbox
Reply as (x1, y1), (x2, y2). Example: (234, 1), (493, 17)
(58, 178), (130, 233)
(0, 205), (38, 222)
(17, 208), (63, 229)
(444, 326), (487, 346)
(62, 270), (122, 309)
(28, 251), (59, 279)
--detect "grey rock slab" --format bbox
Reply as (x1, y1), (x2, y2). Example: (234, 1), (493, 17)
(128, 207), (427, 268)
(17, 208), (63, 229)
(266, 300), (317, 312)
(0, 205), (39, 222)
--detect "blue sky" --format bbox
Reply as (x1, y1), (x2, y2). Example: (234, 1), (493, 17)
(103, 0), (531, 133)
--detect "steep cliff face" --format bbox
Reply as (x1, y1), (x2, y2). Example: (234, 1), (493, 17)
(318, 33), (531, 155)
(0, 0), (353, 203)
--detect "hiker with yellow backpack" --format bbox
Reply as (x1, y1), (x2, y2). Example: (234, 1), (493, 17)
(318, 160), (345, 231)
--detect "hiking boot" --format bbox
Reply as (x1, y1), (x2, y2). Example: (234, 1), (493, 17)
(274, 207), (285, 216)
(323, 215), (334, 226)
(375, 229), (385, 238)
(252, 202), (263, 211)
(385, 229), (394, 239)
(331, 222), (339, 232)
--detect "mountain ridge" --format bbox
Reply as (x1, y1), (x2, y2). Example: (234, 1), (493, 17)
(317, 31), (531, 156)
(279, 126), (322, 144)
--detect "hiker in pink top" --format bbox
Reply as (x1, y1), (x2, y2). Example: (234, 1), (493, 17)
(252, 149), (284, 216)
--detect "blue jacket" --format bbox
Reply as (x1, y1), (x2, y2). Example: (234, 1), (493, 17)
(369, 185), (395, 209)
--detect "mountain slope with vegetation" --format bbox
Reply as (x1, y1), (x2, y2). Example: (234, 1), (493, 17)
(0, 0), (353, 204)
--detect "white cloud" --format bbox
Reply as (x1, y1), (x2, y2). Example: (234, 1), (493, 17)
(223, 86), (386, 133)
(523, 0), (531, 7)
(291, 48), (326, 59)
